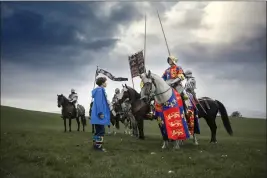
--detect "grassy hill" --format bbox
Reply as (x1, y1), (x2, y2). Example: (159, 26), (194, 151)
(1, 106), (266, 178)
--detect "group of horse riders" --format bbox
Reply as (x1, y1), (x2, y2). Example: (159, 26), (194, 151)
(63, 55), (203, 124)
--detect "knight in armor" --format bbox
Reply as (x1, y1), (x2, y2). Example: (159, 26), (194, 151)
(184, 70), (197, 97)
(184, 70), (208, 113)
(162, 56), (189, 105)
(112, 88), (120, 104)
(68, 89), (79, 117)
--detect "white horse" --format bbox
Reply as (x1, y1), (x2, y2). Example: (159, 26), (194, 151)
(140, 70), (199, 149)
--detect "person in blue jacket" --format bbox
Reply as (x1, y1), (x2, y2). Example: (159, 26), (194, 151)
(91, 77), (110, 152)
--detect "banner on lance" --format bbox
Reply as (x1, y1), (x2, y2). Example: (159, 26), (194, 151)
(128, 50), (145, 78)
(96, 68), (128, 81)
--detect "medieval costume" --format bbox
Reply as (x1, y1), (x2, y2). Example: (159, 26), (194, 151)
(184, 70), (201, 135)
(91, 77), (110, 152)
(112, 88), (120, 104)
(162, 56), (189, 106)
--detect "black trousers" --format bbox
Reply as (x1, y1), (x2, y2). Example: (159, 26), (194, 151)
(94, 124), (105, 136)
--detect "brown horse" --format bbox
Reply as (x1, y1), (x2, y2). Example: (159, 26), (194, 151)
(118, 84), (151, 140)
(57, 94), (86, 132)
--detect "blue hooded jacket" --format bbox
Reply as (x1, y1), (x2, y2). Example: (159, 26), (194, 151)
(90, 87), (110, 125)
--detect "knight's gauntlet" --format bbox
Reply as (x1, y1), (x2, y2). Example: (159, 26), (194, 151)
(177, 73), (185, 81)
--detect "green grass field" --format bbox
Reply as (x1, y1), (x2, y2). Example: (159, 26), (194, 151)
(1, 106), (266, 178)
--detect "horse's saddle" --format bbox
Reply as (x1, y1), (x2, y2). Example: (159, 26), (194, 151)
(198, 97), (211, 109)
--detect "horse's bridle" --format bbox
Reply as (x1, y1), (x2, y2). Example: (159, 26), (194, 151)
(143, 77), (172, 103)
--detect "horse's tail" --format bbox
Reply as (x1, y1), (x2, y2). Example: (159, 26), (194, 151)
(215, 100), (233, 136)
(79, 105), (86, 126)
(82, 115), (86, 126)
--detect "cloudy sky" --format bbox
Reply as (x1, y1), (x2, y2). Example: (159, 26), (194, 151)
(1, 1), (266, 118)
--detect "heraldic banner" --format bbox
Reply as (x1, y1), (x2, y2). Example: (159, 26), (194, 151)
(96, 68), (128, 81)
(128, 50), (145, 78)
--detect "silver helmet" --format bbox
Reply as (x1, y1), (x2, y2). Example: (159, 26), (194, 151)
(71, 89), (75, 93)
(115, 88), (120, 94)
(184, 70), (193, 78)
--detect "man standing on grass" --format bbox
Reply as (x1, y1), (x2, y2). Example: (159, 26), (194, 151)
(90, 77), (110, 152)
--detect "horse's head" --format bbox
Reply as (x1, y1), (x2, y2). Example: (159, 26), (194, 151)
(140, 70), (156, 101)
(118, 84), (139, 104)
(57, 94), (64, 108)
(118, 84), (130, 104)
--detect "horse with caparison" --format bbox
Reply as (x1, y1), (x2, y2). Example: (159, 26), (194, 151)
(57, 94), (86, 132)
(140, 70), (233, 147)
(119, 70), (233, 145)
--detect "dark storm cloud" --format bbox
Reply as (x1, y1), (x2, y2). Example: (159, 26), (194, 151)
(1, 1), (143, 70)
(173, 25), (266, 83)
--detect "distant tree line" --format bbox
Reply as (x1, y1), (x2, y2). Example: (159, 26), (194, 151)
(231, 111), (242, 117)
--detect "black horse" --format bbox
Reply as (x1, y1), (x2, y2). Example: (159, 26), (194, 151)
(196, 97), (233, 143)
(119, 85), (233, 143)
(118, 84), (151, 140)
(57, 94), (86, 132)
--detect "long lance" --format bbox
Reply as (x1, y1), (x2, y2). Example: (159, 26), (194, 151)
(92, 65), (98, 90)
(157, 10), (171, 56)
(144, 13), (147, 65)
(89, 65), (98, 116)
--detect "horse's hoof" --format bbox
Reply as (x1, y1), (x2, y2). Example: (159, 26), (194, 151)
(161, 145), (167, 149)
(210, 141), (217, 144)
(194, 142), (199, 145)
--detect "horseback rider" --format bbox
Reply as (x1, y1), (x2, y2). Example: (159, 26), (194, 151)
(68, 89), (79, 117)
(184, 70), (196, 97)
(162, 56), (189, 107)
(184, 70), (208, 113)
(112, 88), (120, 104)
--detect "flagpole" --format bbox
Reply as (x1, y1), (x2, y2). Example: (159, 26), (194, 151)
(143, 13), (147, 65)
(157, 10), (171, 56)
(90, 65), (98, 104)
(93, 65), (98, 89)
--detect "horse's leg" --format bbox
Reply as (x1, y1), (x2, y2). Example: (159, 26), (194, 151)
(69, 118), (72, 132)
(76, 117), (80, 131)
(92, 124), (95, 134)
(205, 117), (217, 143)
(108, 125), (111, 135)
(137, 117), (145, 140)
(123, 120), (128, 134)
(83, 116), (85, 132)
(193, 134), (199, 145)
(64, 118), (67, 132)
(113, 124), (117, 135)
(210, 118), (218, 143)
